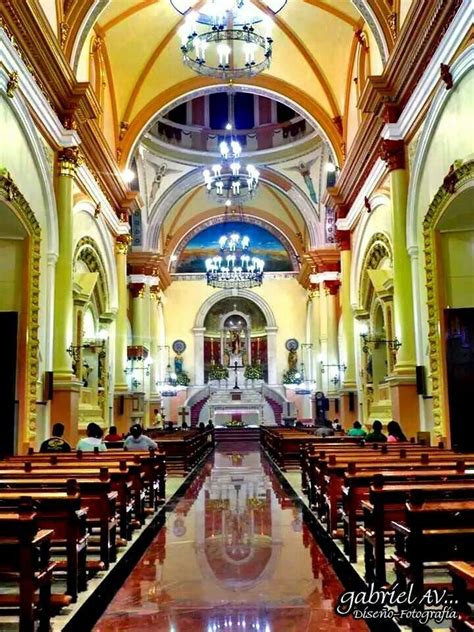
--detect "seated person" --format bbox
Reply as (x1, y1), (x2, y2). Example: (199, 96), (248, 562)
(181, 420), (189, 430)
(124, 424), (158, 451)
(77, 422), (107, 452)
(206, 419), (214, 430)
(365, 419), (387, 443)
(387, 420), (407, 442)
(152, 408), (163, 429)
(104, 425), (122, 442)
(166, 421), (174, 432)
(332, 418), (342, 432)
(40, 422), (71, 453)
(315, 421), (335, 437)
(295, 421), (304, 428)
(198, 422), (206, 432)
(346, 421), (367, 437)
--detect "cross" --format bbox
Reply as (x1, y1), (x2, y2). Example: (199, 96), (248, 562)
(178, 407), (190, 426)
(232, 360), (243, 390)
(286, 402), (292, 417)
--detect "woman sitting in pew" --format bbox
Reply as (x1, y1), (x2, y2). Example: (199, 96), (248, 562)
(365, 419), (387, 443)
(76, 422), (107, 452)
(387, 420), (407, 442)
(124, 424), (158, 451)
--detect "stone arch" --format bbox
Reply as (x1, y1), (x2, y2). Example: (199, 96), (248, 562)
(195, 290), (277, 329)
(0, 169), (41, 444)
(146, 167), (321, 250)
(193, 290), (278, 385)
(73, 236), (110, 316)
(422, 160), (474, 439)
(170, 214), (300, 273)
(358, 232), (393, 313)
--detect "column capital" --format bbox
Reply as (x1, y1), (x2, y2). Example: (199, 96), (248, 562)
(380, 139), (405, 171)
(149, 285), (161, 301)
(129, 282), (146, 299)
(324, 280), (340, 295)
(115, 234), (132, 255)
(336, 230), (351, 251)
(57, 147), (83, 177)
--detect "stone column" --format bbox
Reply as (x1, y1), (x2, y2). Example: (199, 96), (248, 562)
(149, 285), (160, 394)
(325, 280), (340, 398)
(309, 286), (321, 391)
(129, 282), (146, 347)
(305, 298), (313, 382)
(318, 284), (328, 394)
(114, 235), (131, 392)
(381, 140), (419, 437)
(51, 148), (82, 446)
(193, 327), (206, 386)
(338, 231), (357, 427)
(265, 326), (278, 386)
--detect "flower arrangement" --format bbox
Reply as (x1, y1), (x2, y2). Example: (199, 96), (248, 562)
(176, 371), (190, 386)
(244, 363), (263, 380)
(282, 368), (302, 384)
(209, 364), (229, 381)
(226, 419), (245, 428)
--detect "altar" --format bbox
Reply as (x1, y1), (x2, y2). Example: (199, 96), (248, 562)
(207, 388), (264, 425)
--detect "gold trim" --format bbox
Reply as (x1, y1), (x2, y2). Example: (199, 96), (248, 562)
(423, 159), (474, 438)
(6, 70), (19, 97)
(0, 168), (41, 442)
(115, 234), (132, 255)
(359, 232), (393, 312)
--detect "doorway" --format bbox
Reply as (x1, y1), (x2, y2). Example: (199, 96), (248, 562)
(445, 308), (474, 451)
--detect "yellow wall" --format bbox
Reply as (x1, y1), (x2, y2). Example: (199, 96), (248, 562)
(440, 230), (474, 308)
(163, 277), (307, 383)
(0, 239), (24, 311)
(38, 0), (58, 36)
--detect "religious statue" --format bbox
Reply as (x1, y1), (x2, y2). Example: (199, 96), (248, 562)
(288, 349), (298, 371)
(81, 361), (93, 387)
(174, 353), (183, 374)
(223, 349), (230, 367)
(231, 330), (241, 355)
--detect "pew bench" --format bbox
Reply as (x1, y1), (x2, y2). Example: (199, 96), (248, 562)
(448, 561), (474, 631)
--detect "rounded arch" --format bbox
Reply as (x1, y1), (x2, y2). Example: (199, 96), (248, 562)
(407, 46), (473, 249)
(170, 212), (300, 273)
(195, 290), (277, 329)
(73, 236), (110, 316)
(120, 76), (344, 170)
(72, 199), (119, 312)
(146, 166), (321, 250)
(2, 87), (58, 255)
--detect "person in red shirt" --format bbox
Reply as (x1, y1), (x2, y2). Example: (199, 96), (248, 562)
(104, 425), (123, 442)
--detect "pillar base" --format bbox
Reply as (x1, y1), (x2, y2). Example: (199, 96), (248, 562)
(51, 373), (82, 447)
(339, 390), (358, 429)
(387, 375), (420, 441)
(113, 392), (146, 434)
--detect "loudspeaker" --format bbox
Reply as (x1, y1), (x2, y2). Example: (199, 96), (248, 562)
(44, 371), (53, 401)
(416, 365), (426, 396)
(349, 391), (355, 412)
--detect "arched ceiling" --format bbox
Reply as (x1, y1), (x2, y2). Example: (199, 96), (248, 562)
(86, 0), (385, 164)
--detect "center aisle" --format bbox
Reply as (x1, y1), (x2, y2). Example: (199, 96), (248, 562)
(94, 443), (368, 632)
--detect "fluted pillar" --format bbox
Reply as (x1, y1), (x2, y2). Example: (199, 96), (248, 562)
(381, 139), (419, 437)
(325, 280), (340, 397)
(50, 148), (82, 446)
(149, 285), (160, 393)
(114, 235), (131, 392)
(309, 286), (321, 391)
(129, 283), (146, 347)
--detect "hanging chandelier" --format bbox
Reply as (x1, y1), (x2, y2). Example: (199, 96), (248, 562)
(205, 231), (264, 289)
(203, 122), (260, 206)
(171, 1), (287, 79)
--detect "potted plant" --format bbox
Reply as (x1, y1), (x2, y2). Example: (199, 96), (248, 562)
(208, 364), (229, 386)
(244, 363), (263, 385)
(282, 368), (303, 385)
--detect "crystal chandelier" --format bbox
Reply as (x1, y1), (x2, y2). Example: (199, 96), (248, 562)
(203, 124), (260, 206)
(205, 232), (264, 289)
(171, 1), (287, 79)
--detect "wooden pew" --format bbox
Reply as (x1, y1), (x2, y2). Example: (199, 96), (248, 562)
(0, 477), (118, 565)
(0, 493), (88, 602)
(392, 499), (474, 597)
(361, 481), (474, 585)
(448, 562), (474, 631)
(342, 468), (474, 562)
(146, 428), (214, 473)
(0, 503), (59, 632)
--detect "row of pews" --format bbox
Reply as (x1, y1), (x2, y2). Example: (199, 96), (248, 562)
(262, 428), (474, 631)
(0, 428), (214, 631)
(146, 428), (214, 473)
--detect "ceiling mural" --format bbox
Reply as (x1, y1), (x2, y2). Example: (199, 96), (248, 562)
(175, 221), (294, 274)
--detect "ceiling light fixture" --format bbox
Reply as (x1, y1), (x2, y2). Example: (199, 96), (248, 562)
(171, 1), (287, 79)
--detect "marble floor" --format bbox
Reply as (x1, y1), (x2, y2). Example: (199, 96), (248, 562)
(94, 444), (368, 632)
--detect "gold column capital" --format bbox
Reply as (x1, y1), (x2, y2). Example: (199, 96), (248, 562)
(129, 282), (146, 299)
(150, 284), (161, 302)
(57, 147), (83, 177)
(380, 139), (405, 171)
(115, 234), (132, 255)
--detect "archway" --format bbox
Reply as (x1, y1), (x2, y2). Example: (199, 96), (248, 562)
(423, 164), (474, 446)
(193, 290), (278, 386)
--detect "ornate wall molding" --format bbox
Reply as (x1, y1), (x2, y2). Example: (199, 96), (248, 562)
(422, 159), (474, 438)
(358, 232), (393, 313)
(73, 236), (109, 316)
(0, 168), (41, 442)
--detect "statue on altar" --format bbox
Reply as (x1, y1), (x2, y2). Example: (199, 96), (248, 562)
(174, 352), (184, 374)
(288, 349), (298, 371)
(231, 330), (241, 355)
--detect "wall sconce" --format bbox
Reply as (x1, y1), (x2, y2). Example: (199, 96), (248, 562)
(320, 362), (346, 387)
(360, 333), (402, 354)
